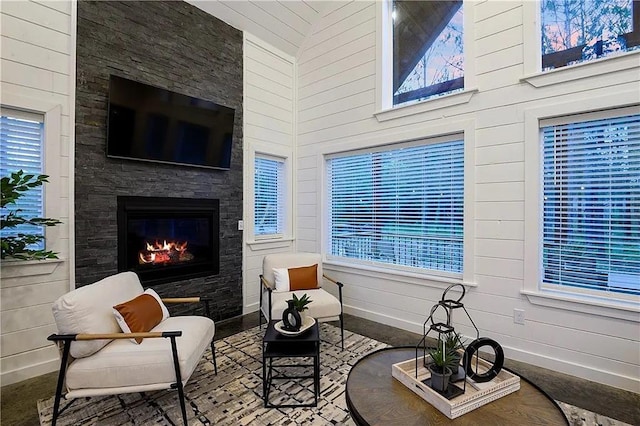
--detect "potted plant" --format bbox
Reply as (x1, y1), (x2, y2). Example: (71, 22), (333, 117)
(444, 331), (466, 379)
(428, 340), (459, 393)
(1, 171), (61, 260)
(289, 293), (312, 320)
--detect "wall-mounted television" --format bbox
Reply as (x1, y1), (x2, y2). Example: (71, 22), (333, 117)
(107, 75), (235, 170)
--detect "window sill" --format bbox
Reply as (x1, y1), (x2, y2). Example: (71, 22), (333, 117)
(324, 258), (476, 290)
(521, 50), (640, 88)
(0, 257), (65, 278)
(246, 237), (294, 251)
(374, 88), (478, 123)
(521, 289), (640, 322)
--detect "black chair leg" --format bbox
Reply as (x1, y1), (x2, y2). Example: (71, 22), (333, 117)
(211, 339), (217, 374)
(340, 313), (345, 350)
(170, 336), (188, 426)
(52, 341), (71, 426)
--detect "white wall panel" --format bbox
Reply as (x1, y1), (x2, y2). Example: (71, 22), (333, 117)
(295, 0), (640, 392)
(0, 0), (75, 386)
(242, 34), (296, 314)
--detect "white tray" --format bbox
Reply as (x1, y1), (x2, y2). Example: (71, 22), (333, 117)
(274, 316), (316, 336)
(392, 354), (520, 419)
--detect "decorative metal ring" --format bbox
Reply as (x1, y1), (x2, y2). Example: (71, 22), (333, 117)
(426, 302), (450, 326)
(463, 337), (504, 383)
(441, 283), (466, 303)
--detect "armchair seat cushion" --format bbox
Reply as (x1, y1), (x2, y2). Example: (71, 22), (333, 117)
(264, 289), (341, 322)
(65, 316), (214, 392)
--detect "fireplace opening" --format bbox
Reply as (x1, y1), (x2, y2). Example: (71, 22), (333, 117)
(117, 197), (219, 284)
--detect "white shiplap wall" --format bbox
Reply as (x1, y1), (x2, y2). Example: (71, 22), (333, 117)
(296, 1), (640, 392)
(0, 0), (76, 385)
(243, 33), (296, 313)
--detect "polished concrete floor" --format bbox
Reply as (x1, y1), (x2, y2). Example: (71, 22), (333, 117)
(2, 312), (638, 425)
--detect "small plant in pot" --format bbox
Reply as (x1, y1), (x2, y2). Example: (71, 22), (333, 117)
(282, 293), (313, 332)
(444, 331), (466, 379)
(428, 341), (459, 393)
(290, 293), (312, 320)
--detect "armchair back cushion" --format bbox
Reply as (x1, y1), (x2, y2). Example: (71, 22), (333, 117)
(263, 253), (323, 288)
(52, 271), (144, 358)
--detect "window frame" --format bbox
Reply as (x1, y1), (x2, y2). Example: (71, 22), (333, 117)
(523, 94), (640, 321)
(1, 108), (46, 249)
(0, 93), (62, 262)
(253, 153), (286, 239)
(321, 120), (476, 288)
(247, 145), (292, 246)
(522, 0), (640, 88)
(375, 0), (477, 120)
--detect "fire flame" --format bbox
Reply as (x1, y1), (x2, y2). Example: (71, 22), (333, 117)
(138, 239), (193, 265)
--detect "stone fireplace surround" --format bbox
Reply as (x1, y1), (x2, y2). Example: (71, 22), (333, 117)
(75, 1), (243, 320)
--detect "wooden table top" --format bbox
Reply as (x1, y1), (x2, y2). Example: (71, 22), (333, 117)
(346, 347), (568, 425)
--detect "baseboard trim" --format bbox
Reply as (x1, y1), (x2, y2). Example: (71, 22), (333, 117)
(343, 305), (640, 394)
(1, 358), (58, 387)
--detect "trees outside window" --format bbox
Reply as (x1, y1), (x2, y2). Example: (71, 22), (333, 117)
(541, 0), (639, 70)
(392, 0), (464, 106)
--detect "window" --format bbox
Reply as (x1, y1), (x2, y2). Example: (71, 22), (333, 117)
(0, 108), (45, 249)
(541, 111), (640, 296)
(541, 0), (639, 70)
(254, 155), (285, 237)
(392, 0), (464, 106)
(327, 139), (464, 275)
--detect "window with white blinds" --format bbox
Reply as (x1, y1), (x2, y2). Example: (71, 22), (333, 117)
(0, 108), (45, 249)
(541, 112), (640, 296)
(327, 139), (464, 274)
(254, 155), (285, 236)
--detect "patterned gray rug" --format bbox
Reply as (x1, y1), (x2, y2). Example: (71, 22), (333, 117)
(38, 324), (629, 426)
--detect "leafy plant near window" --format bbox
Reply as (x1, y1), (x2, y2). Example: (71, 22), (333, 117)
(1, 170), (61, 260)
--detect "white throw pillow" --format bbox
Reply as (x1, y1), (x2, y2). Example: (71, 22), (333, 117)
(273, 268), (290, 292)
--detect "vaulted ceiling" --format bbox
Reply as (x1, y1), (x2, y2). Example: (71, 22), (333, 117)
(188, 0), (338, 57)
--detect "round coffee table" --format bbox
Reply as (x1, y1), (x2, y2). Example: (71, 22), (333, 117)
(346, 347), (568, 425)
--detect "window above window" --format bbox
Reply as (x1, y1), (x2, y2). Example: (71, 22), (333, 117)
(392, 0), (464, 106)
(0, 108), (45, 250)
(254, 155), (285, 237)
(541, 0), (639, 70)
(326, 138), (464, 276)
(540, 110), (640, 297)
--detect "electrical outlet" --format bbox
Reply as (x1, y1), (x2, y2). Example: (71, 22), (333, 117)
(514, 309), (525, 325)
(238, 220), (244, 231)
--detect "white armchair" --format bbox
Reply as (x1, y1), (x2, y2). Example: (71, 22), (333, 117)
(48, 271), (216, 426)
(259, 253), (344, 349)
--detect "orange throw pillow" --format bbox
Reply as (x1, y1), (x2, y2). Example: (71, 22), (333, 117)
(288, 264), (318, 291)
(113, 291), (165, 343)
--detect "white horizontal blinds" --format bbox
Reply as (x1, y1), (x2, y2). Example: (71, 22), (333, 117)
(0, 109), (45, 248)
(542, 112), (640, 295)
(327, 139), (464, 274)
(254, 156), (284, 236)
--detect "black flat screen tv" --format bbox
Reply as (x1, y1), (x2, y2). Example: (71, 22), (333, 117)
(107, 75), (235, 170)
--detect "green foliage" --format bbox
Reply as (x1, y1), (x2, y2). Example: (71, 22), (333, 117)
(428, 339), (459, 374)
(288, 293), (312, 312)
(1, 170), (61, 260)
(444, 331), (465, 352)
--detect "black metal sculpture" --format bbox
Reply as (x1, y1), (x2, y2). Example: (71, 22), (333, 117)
(416, 284), (505, 398)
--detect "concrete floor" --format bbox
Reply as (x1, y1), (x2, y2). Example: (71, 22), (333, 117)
(2, 312), (638, 425)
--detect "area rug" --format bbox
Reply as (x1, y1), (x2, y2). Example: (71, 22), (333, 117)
(38, 324), (629, 426)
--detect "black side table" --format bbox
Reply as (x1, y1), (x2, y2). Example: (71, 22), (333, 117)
(262, 319), (320, 408)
